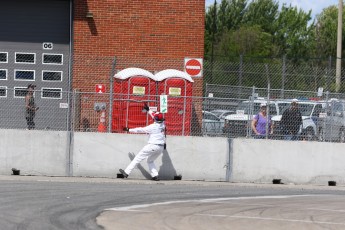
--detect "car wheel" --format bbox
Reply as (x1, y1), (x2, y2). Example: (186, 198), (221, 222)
(339, 128), (345, 143)
(304, 128), (315, 141)
(318, 128), (325, 142)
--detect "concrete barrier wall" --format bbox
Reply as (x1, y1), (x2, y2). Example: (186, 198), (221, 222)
(230, 138), (345, 184)
(73, 133), (229, 181)
(1, 129), (345, 184)
(0, 129), (68, 176)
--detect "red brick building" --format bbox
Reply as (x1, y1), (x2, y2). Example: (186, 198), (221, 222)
(73, 0), (205, 96)
(0, 0), (204, 131)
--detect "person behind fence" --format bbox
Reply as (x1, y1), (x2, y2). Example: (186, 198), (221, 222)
(119, 104), (166, 181)
(280, 99), (302, 140)
(251, 103), (273, 139)
(25, 84), (39, 130)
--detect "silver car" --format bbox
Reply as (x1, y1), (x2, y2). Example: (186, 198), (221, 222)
(202, 111), (223, 136)
(317, 100), (345, 142)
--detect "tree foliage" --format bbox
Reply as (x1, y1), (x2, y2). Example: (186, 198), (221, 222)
(315, 5), (345, 57)
(205, 0), (340, 60)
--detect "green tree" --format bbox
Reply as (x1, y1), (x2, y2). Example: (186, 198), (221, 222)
(273, 4), (315, 58)
(315, 5), (344, 57)
(242, 0), (279, 34)
(218, 0), (247, 32)
(216, 25), (274, 58)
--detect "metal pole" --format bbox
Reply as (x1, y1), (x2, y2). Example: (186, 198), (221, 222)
(336, 0), (343, 92)
(265, 64), (270, 139)
(238, 54), (243, 98)
(327, 56), (332, 92)
(248, 86), (255, 137)
(210, 0), (217, 84)
(281, 55), (286, 98)
(108, 57), (117, 132)
(239, 54), (243, 86)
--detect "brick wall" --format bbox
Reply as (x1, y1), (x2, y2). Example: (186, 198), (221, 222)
(73, 0), (205, 97)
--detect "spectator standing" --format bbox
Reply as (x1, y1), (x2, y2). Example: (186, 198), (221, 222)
(25, 84), (39, 130)
(251, 103), (273, 139)
(280, 99), (302, 140)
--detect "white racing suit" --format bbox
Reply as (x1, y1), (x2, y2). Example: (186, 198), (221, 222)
(124, 119), (166, 178)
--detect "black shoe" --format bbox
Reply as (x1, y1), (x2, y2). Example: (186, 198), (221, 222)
(119, 169), (128, 178)
(151, 176), (160, 181)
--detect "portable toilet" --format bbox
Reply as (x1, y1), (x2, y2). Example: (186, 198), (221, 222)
(112, 67), (157, 132)
(155, 69), (194, 135)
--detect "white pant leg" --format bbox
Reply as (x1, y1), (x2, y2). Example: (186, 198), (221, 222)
(147, 145), (163, 177)
(124, 144), (158, 175)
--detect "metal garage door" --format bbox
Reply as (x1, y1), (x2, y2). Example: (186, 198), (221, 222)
(0, 0), (71, 130)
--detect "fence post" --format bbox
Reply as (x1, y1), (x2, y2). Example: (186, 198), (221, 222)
(108, 57), (117, 133)
(281, 55), (286, 99)
(238, 54), (243, 98)
(265, 64), (271, 140)
(239, 54), (243, 86)
(326, 56), (332, 92)
(247, 86), (256, 137)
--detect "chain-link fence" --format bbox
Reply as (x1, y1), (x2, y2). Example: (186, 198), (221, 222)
(1, 55), (345, 143)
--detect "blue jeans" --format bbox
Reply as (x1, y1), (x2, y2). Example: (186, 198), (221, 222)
(284, 134), (298, 141)
(253, 134), (266, 139)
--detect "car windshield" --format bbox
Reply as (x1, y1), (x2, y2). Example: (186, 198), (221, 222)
(203, 112), (219, 121)
(281, 103), (315, 116)
(277, 102), (290, 112)
(210, 110), (225, 117)
(236, 102), (277, 115)
(236, 102), (261, 114)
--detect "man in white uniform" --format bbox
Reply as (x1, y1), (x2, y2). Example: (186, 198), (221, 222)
(119, 105), (166, 181)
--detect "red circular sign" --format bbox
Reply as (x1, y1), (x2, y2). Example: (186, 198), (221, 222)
(185, 59), (202, 76)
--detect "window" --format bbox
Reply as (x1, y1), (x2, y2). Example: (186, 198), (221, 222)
(0, 86), (7, 97)
(15, 52), (35, 64)
(42, 71), (62, 81)
(42, 88), (62, 99)
(0, 52), (8, 63)
(42, 53), (63, 65)
(268, 104), (277, 115)
(0, 69), (7, 80)
(15, 70), (35, 80)
(312, 104), (323, 116)
(14, 87), (28, 98)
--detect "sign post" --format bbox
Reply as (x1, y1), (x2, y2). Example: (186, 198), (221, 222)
(160, 95), (168, 113)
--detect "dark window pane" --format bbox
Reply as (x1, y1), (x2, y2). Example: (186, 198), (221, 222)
(42, 88), (61, 98)
(15, 88), (27, 97)
(0, 88), (6, 97)
(15, 70), (34, 80)
(0, 70), (7, 79)
(43, 54), (62, 64)
(16, 53), (35, 63)
(43, 71), (62, 81)
(0, 53), (7, 62)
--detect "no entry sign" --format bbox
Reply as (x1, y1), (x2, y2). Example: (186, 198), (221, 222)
(184, 58), (203, 77)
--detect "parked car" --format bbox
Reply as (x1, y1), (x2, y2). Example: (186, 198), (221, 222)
(210, 109), (235, 121)
(222, 99), (281, 137)
(202, 111), (223, 136)
(317, 99), (345, 142)
(272, 100), (325, 141)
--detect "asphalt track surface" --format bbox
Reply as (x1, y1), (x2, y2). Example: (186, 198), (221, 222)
(1, 176), (345, 230)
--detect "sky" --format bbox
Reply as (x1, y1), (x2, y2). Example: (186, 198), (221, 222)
(205, 0), (339, 19)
